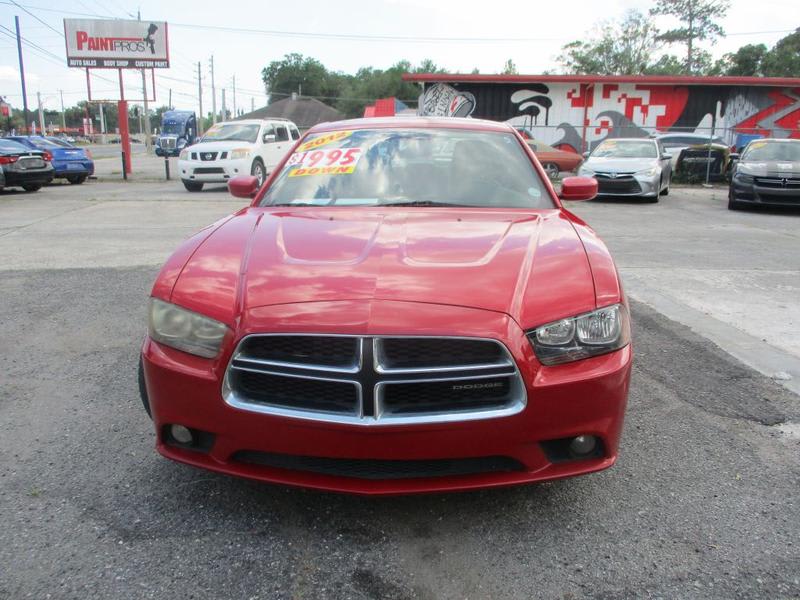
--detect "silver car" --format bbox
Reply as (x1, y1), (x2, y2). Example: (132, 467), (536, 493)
(578, 138), (672, 202)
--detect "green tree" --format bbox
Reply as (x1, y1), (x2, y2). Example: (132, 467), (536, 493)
(761, 28), (800, 76)
(261, 53), (341, 102)
(650, 0), (730, 74)
(559, 10), (662, 75)
(720, 43), (768, 76)
(501, 59), (518, 74)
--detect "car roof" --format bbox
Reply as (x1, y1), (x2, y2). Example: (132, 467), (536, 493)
(308, 116), (515, 135)
(221, 119), (294, 126)
(747, 138), (800, 143)
(598, 137), (656, 143)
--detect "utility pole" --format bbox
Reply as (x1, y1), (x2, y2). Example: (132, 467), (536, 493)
(168, 88), (172, 110)
(138, 10), (152, 152)
(209, 55), (217, 125)
(14, 16), (30, 134)
(59, 89), (66, 131)
(197, 61), (204, 135)
(221, 88), (226, 122)
(251, 97), (254, 113)
(99, 102), (106, 142)
(232, 74), (237, 118)
(37, 91), (45, 134)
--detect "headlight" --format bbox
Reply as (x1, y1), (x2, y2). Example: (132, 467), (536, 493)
(635, 166), (659, 177)
(734, 171), (754, 183)
(230, 148), (251, 159)
(177, 138), (187, 148)
(527, 304), (630, 366)
(179, 149), (189, 160)
(578, 167), (594, 176)
(148, 298), (228, 358)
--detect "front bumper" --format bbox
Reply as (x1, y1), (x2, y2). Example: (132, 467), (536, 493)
(730, 179), (800, 207)
(593, 173), (660, 198)
(141, 302), (632, 495)
(178, 156), (251, 183)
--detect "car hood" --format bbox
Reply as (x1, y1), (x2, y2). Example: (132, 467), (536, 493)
(188, 140), (255, 152)
(585, 157), (658, 173)
(738, 160), (800, 178)
(169, 207), (599, 330)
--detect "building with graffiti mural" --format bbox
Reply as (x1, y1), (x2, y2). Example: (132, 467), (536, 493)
(403, 73), (800, 154)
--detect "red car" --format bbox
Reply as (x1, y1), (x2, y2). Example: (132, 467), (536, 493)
(526, 139), (583, 179)
(140, 117), (632, 495)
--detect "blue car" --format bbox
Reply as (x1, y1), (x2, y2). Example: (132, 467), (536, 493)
(6, 136), (94, 184)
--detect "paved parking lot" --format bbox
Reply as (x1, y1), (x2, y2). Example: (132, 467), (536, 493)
(1, 181), (798, 599)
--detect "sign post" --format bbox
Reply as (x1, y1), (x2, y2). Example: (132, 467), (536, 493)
(64, 18), (170, 176)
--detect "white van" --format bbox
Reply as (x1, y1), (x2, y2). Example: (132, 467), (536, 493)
(178, 118), (300, 192)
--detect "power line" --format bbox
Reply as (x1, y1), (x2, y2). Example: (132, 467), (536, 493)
(2, 2), (792, 43)
(8, 0), (64, 38)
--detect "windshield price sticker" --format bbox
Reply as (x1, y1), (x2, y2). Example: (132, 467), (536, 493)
(297, 130), (353, 152)
(287, 148), (362, 177)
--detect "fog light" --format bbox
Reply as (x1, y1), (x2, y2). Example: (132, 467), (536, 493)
(170, 424), (194, 445)
(569, 435), (597, 456)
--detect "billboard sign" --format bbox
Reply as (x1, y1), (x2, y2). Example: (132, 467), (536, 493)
(64, 19), (169, 68)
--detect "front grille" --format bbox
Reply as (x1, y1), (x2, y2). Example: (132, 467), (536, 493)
(193, 167), (224, 174)
(161, 137), (177, 149)
(233, 450), (525, 480)
(755, 177), (800, 189)
(200, 152), (218, 161)
(595, 173), (641, 194)
(223, 335), (526, 425)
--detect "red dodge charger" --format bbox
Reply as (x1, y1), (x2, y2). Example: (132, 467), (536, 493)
(139, 117), (632, 495)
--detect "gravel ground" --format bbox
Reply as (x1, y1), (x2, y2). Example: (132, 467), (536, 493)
(1, 264), (798, 599)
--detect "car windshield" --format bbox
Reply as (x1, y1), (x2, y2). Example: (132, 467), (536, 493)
(0, 139), (31, 153)
(592, 140), (658, 158)
(742, 141), (800, 162)
(201, 123), (259, 143)
(260, 128), (552, 209)
(161, 122), (184, 135)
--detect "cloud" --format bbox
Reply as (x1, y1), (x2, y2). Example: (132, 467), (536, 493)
(0, 65), (40, 84)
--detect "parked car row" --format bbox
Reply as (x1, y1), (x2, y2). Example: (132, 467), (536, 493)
(0, 135), (95, 192)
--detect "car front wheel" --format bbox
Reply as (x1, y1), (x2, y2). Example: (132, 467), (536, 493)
(251, 159), (266, 187)
(22, 184), (42, 192)
(728, 190), (744, 211)
(182, 180), (203, 192)
(67, 175), (86, 185)
(660, 175), (670, 196)
(543, 163), (560, 179)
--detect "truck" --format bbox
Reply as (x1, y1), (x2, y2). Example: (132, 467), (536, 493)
(155, 110), (197, 157)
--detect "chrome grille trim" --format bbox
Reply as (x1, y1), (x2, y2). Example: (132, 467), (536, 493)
(222, 334), (526, 426)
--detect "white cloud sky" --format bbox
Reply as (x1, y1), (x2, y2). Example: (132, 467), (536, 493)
(0, 0), (795, 112)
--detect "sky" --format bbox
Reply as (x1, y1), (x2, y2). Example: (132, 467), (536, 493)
(0, 0), (796, 115)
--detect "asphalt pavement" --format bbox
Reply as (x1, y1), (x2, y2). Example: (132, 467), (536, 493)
(0, 182), (798, 599)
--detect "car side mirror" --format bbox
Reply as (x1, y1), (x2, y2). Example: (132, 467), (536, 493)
(559, 176), (597, 201)
(662, 153), (672, 160)
(582, 151), (590, 159)
(263, 133), (276, 143)
(228, 175), (259, 199)
(729, 152), (740, 160)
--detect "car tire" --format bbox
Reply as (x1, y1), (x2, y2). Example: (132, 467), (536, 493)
(660, 176), (670, 196)
(182, 180), (204, 192)
(251, 159), (266, 187)
(543, 163), (560, 179)
(138, 356), (152, 418)
(728, 191), (744, 211)
(67, 175), (86, 185)
(22, 184), (42, 192)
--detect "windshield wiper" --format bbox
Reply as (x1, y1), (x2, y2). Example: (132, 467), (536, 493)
(380, 200), (467, 207)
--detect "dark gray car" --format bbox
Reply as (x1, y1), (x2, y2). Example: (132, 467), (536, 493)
(729, 139), (800, 210)
(0, 138), (54, 192)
